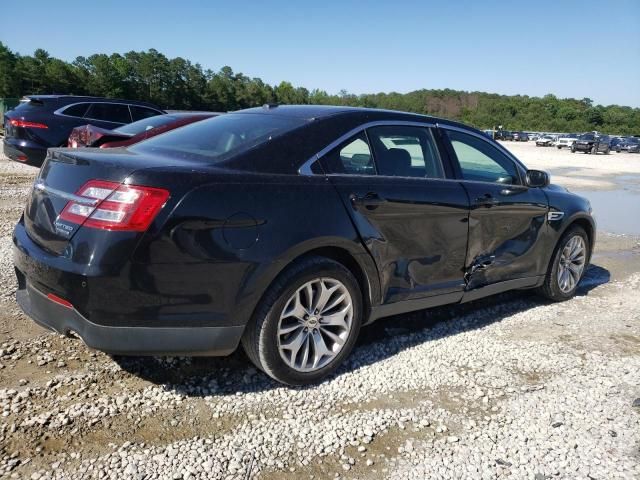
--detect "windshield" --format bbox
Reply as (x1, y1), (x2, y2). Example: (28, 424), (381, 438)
(131, 113), (308, 163)
(113, 115), (179, 135)
(626, 137), (640, 144)
(579, 134), (595, 141)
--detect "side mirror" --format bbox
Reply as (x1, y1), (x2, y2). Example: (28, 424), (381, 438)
(526, 169), (550, 188)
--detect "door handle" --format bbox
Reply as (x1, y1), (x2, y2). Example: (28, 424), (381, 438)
(350, 192), (387, 209)
(474, 194), (498, 207)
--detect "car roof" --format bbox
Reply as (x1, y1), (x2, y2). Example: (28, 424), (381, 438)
(233, 104), (470, 129)
(26, 95), (163, 109)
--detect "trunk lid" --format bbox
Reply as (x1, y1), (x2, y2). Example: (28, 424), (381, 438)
(24, 148), (179, 255)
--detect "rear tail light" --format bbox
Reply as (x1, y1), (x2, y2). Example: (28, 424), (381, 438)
(9, 119), (48, 129)
(59, 180), (169, 232)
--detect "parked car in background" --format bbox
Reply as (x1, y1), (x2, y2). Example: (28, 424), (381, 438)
(495, 130), (514, 141)
(513, 132), (529, 142)
(536, 136), (555, 147)
(615, 137), (640, 153)
(13, 105), (595, 385)
(554, 134), (578, 149)
(3, 95), (165, 166)
(609, 137), (624, 151)
(68, 112), (218, 149)
(572, 133), (610, 154)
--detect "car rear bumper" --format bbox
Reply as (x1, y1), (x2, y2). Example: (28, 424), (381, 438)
(3, 138), (47, 166)
(13, 221), (244, 356)
(16, 283), (243, 355)
(16, 283), (243, 356)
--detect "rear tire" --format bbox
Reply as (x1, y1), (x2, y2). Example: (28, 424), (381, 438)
(242, 256), (363, 385)
(537, 225), (590, 302)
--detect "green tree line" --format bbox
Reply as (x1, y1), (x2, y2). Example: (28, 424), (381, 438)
(1, 42), (638, 134)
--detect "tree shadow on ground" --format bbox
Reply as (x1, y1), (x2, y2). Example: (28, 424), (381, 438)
(113, 263), (611, 396)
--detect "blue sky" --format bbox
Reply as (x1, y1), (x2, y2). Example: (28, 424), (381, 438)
(3, 0), (639, 106)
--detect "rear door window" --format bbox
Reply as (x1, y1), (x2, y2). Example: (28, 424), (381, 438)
(321, 133), (376, 175)
(367, 126), (444, 178)
(130, 106), (162, 122)
(85, 103), (132, 124)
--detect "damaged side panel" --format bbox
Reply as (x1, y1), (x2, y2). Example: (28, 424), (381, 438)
(461, 183), (549, 290)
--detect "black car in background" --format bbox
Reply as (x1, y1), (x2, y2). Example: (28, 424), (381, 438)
(13, 105), (595, 385)
(494, 130), (514, 141)
(571, 133), (611, 154)
(3, 95), (165, 167)
(609, 137), (625, 151)
(615, 137), (640, 153)
(513, 132), (529, 142)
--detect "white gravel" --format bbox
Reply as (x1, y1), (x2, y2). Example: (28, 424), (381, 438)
(0, 153), (639, 479)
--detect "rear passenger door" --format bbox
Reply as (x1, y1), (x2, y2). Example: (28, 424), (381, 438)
(321, 124), (470, 305)
(84, 103), (132, 127)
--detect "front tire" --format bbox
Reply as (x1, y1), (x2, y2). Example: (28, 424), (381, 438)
(537, 226), (589, 302)
(242, 256), (363, 385)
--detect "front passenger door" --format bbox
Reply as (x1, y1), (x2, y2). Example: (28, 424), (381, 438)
(442, 129), (548, 289)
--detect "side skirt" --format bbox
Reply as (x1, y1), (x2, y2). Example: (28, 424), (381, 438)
(460, 276), (543, 304)
(365, 275), (544, 324)
(366, 292), (464, 324)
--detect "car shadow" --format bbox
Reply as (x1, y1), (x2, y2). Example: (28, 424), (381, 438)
(113, 263), (611, 396)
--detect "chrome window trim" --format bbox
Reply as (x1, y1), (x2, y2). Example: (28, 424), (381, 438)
(54, 101), (163, 124)
(323, 172), (466, 185)
(438, 124), (528, 184)
(298, 120), (436, 176)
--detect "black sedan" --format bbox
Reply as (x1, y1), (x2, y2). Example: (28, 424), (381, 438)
(13, 105), (595, 385)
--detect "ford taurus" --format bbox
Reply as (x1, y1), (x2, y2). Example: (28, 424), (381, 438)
(13, 105), (595, 385)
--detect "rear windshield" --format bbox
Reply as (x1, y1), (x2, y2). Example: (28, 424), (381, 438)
(131, 113), (307, 163)
(11, 98), (45, 112)
(113, 114), (178, 135)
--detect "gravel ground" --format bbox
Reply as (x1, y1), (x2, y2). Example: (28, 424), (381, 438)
(0, 146), (639, 480)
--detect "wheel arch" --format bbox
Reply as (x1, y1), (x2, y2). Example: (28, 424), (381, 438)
(235, 238), (381, 338)
(556, 214), (596, 265)
(566, 217), (594, 262)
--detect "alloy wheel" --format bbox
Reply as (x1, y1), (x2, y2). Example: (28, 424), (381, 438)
(277, 278), (353, 372)
(557, 235), (586, 293)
